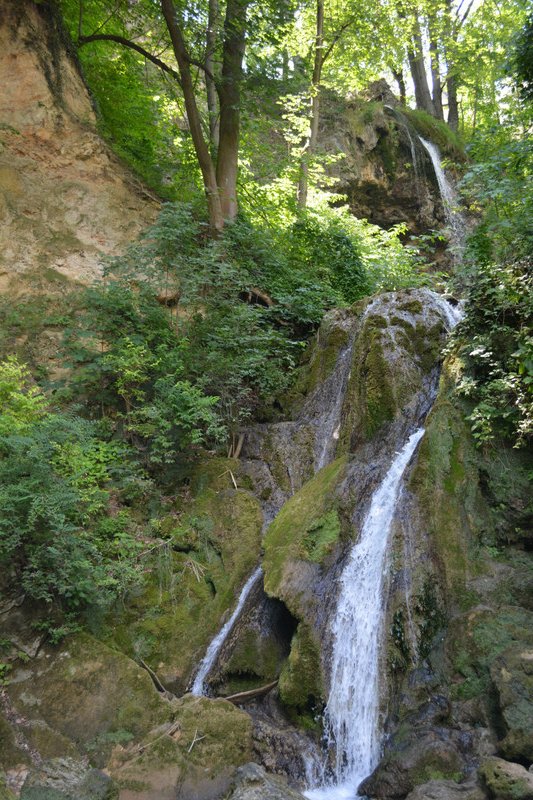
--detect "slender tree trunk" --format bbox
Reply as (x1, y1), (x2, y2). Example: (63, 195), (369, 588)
(160, 0), (224, 232)
(298, 0), (324, 208)
(392, 68), (406, 104)
(447, 71), (459, 130)
(429, 27), (444, 120)
(206, 0), (220, 152)
(408, 16), (437, 116)
(216, 0), (247, 221)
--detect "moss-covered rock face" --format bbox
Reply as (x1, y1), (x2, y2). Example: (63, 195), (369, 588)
(490, 646), (533, 762)
(337, 290), (450, 454)
(479, 757), (533, 800)
(263, 457), (348, 607)
(109, 695), (252, 800)
(278, 623), (324, 710)
(7, 634), (171, 749)
(101, 459), (263, 693)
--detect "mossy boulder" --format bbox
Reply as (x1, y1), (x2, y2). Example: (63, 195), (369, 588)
(360, 728), (465, 799)
(263, 456), (348, 603)
(102, 461), (263, 693)
(337, 290), (449, 453)
(20, 758), (116, 800)
(262, 457), (347, 712)
(479, 758), (533, 800)
(490, 646), (533, 762)
(109, 695), (252, 800)
(7, 634), (171, 751)
(278, 622), (323, 710)
(405, 780), (485, 800)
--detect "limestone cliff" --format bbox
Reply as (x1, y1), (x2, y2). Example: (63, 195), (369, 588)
(0, 0), (157, 293)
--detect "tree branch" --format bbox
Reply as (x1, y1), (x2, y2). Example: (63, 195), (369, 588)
(321, 19), (354, 66)
(77, 33), (182, 85)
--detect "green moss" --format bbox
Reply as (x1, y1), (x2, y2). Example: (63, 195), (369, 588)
(278, 623), (323, 710)
(480, 758), (533, 800)
(101, 484), (262, 692)
(263, 456), (347, 598)
(109, 695), (252, 797)
(450, 607), (533, 701)
(363, 335), (396, 437)
(301, 510), (341, 563)
(405, 109), (466, 161)
(399, 299), (423, 314)
(287, 319), (350, 405)
(409, 371), (486, 602)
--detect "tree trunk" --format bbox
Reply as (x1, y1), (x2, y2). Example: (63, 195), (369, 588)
(160, 0), (224, 232)
(429, 27), (444, 120)
(392, 68), (406, 104)
(298, 0), (324, 208)
(216, 0), (247, 221)
(206, 0), (220, 152)
(447, 71), (459, 130)
(408, 17), (437, 116)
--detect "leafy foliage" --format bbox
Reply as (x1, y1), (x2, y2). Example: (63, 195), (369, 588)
(0, 361), (146, 618)
(454, 260), (532, 447)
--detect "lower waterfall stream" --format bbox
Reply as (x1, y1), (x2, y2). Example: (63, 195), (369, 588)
(305, 429), (425, 800)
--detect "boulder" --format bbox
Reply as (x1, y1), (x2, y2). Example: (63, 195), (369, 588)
(225, 763), (306, 800)
(20, 757), (116, 800)
(360, 728), (466, 799)
(490, 646), (533, 762)
(479, 758), (533, 800)
(405, 779), (485, 799)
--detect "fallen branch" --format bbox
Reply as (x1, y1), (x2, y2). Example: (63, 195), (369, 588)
(138, 657), (167, 694)
(187, 728), (207, 753)
(223, 680), (278, 705)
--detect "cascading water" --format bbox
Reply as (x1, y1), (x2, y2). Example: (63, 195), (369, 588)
(305, 429), (426, 800)
(418, 135), (466, 255)
(190, 330), (357, 696)
(190, 565), (263, 695)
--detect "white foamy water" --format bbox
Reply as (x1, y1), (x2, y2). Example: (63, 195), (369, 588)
(418, 136), (466, 255)
(305, 428), (425, 800)
(190, 565), (262, 696)
(427, 290), (464, 331)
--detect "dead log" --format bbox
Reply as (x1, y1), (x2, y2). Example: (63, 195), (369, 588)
(223, 680), (278, 705)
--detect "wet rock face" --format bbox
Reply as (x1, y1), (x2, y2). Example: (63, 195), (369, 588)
(318, 95), (443, 234)
(256, 290), (455, 714)
(226, 763), (307, 800)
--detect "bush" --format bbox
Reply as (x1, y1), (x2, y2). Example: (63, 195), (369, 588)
(0, 359), (146, 618)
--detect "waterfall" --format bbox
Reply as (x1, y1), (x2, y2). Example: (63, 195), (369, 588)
(315, 340), (354, 471)
(191, 330), (356, 695)
(190, 565), (263, 695)
(418, 135), (466, 255)
(305, 429), (425, 800)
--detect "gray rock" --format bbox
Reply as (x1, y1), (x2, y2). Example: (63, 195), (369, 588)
(20, 757), (116, 800)
(479, 757), (533, 800)
(405, 779), (486, 800)
(225, 763), (306, 800)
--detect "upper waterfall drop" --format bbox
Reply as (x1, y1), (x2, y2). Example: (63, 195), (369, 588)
(305, 429), (426, 800)
(190, 565), (263, 696)
(418, 135), (466, 256)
